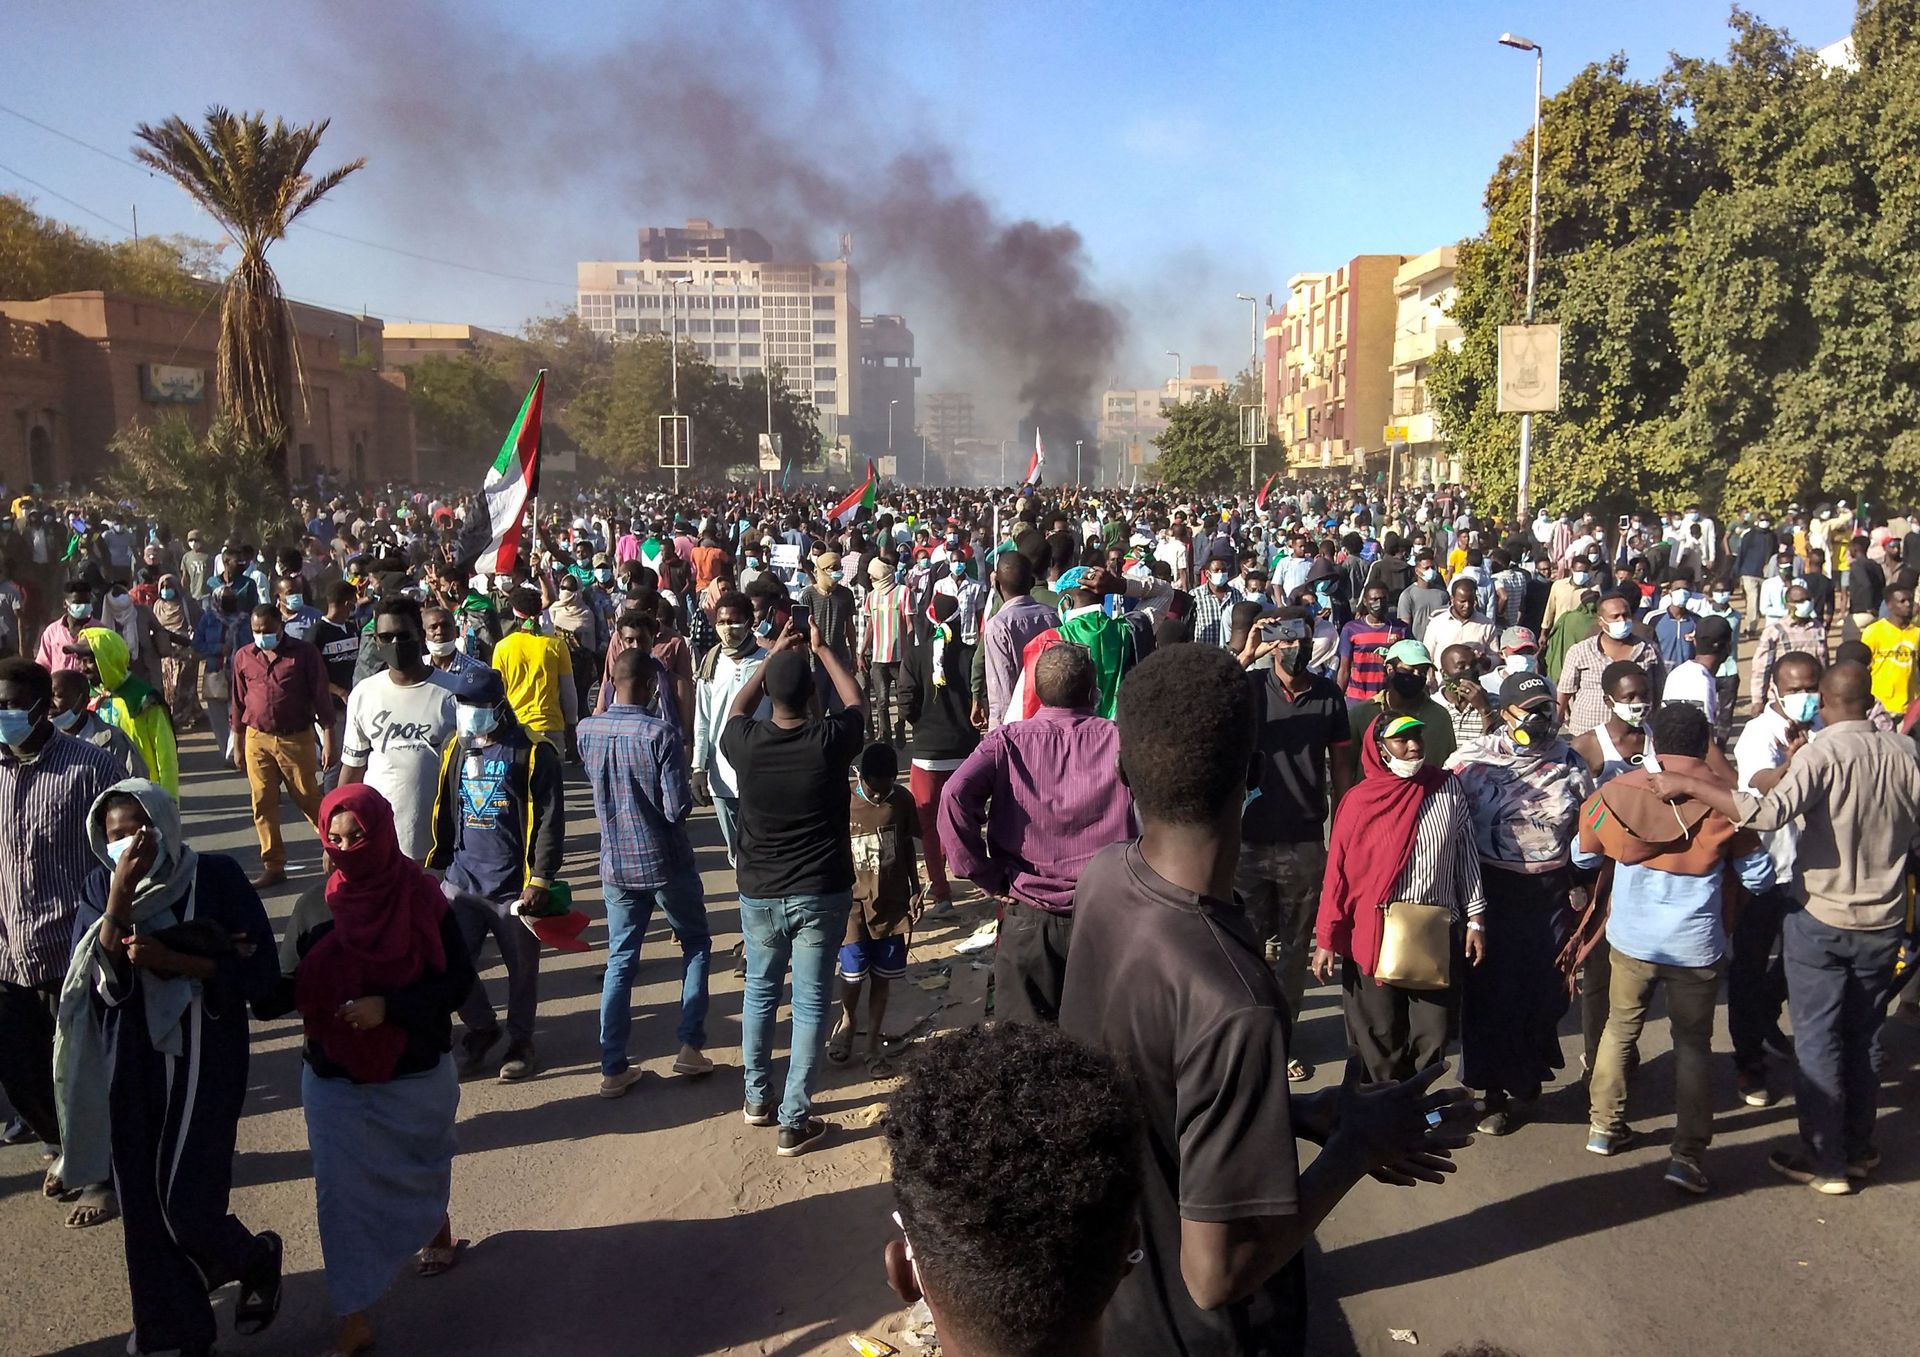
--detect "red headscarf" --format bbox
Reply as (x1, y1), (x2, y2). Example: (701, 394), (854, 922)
(1317, 717), (1446, 975)
(295, 784), (449, 1083)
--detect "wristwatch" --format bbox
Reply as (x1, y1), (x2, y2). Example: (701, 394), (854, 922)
(1466, 920), (1486, 932)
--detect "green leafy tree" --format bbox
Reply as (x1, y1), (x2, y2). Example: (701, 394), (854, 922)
(0, 193), (223, 305)
(133, 108), (365, 483)
(407, 354), (523, 460)
(1151, 388), (1243, 489)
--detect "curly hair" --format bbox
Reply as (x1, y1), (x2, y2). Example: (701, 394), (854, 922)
(886, 1023), (1144, 1355)
(1116, 642), (1252, 824)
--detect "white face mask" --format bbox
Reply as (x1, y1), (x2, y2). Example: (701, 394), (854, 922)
(427, 639), (457, 658)
(1669, 588), (1690, 609)
(1605, 618), (1634, 641)
(1611, 700), (1650, 728)
(456, 705), (499, 740)
(1780, 691), (1820, 725)
(1385, 754), (1424, 779)
(1505, 653), (1535, 673)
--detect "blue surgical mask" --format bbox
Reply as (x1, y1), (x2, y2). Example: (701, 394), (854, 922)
(949, 561), (967, 578)
(159, 588), (178, 601)
(0, 707), (40, 748)
(283, 594), (305, 611)
(67, 601), (92, 619)
(51, 708), (86, 732)
(1605, 619), (1633, 641)
(456, 704), (500, 740)
(253, 631), (280, 651)
(1781, 691), (1819, 724)
(1571, 572), (1590, 587)
(104, 830), (161, 868)
(746, 557), (762, 571)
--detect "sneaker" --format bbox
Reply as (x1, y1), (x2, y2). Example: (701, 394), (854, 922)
(498, 1042), (538, 1082)
(1286, 1058), (1314, 1083)
(1768, 1148), (1854, 1195)
(0, 1116), (33, 1146)
(1665, 1156), (1711, 1196)
(672, 1046), (715, 1077)
(1736, 1069), (1773, 1108)
(598, 1067), (644, 1099)
(457, 1028), (503, 1078)
(776, 1118), (831, 1158)
(742, 1101), (778, 1127)
(1586, 1126), (1634, 1156)
(1846, 1148), (1881, 1181)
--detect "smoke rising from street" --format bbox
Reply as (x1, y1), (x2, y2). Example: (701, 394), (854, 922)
(314, 1), (1127, 443)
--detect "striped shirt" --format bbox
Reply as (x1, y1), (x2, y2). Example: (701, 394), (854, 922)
(1191, 584), (1242, 648)
(1558, 635), (1667, 736)
(860, 584), (911, 664)
(0, 732), (122, 988)
(1339, 617), (1411, 702)
(1386, 779), (1489, 919)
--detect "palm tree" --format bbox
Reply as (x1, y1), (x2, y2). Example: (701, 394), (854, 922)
(133, 108), (365, 481)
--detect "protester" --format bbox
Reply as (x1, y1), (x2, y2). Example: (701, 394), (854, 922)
(1576, 705), (1775, 1195)
(1750, 582), (1828, 710)
(898, 592), (982, 910)
(1343, 638), (1456, 773)
(429, 669), (566, 1083)
(1859, 584), (1920, 716)
(1651, 661), (1920, 1194)
(829, 742), (920, 1076)
(941, 642), (1133, 1024)
(73, 626), (181, 799)
(228, 605), (330, 884)
(1556, 590), (1666, 736)
(1313, 713), (1485, 1082)
(49, 667), (142, 777)
(0, 656), (122, 1228)
(59, 780), (284, 1353)
(882, 1022), (1144, 1357)
(1060, 643), (1474, 1355)
(340, 596), (458, 862)
(1337, 582), (1409, 703)
(266, 784), (474, 1357)
(491, 585), (577, 750)
(721, 624), (866, 1156)
(578, 647), (712, 1097)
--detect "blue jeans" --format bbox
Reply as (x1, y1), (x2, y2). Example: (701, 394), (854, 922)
(739, 890), (853, 1130)
(600, 869), (712, 1076)
(1782, 908), (1902, 1176)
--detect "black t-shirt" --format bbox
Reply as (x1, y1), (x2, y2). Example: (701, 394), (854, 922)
(1059, 842), (1307, 1357)
(310, 617), (359, 714)
(1242, 669), (1348, 846)
(722, 709), (864, 898)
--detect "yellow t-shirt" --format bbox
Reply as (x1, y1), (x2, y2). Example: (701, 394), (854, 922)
(491, 628), (568, 733)
(1860, 618), (1920, 716)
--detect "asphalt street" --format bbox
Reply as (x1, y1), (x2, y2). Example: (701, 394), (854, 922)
(2, 727), (1914, 1357)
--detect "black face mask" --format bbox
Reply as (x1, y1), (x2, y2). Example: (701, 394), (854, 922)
(1388, 669), (1427, 701)
(378, 636), (424, 672)
(1278, 644), (1311, 677)
(1510, 711), (1556, 747)
(1364, 600), (1386, 619)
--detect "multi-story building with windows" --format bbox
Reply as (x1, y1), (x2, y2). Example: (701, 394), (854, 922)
(856, 314), (918, 461)
(1389, 247), (1462, 486)
(576, 219), (858, 443)
(1264, 255), (1402, 478)
(923, 391), (975, 457)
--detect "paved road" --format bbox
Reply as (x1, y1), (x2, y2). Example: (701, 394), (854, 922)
(3, 728), (1915, 1357)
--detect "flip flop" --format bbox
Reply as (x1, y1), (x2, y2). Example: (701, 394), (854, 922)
(865, 1052), (896, 1079)
(233, 1231), (284, 1336)
(41, 1167), (64, 1200)
(64, 1187), (119, 1230)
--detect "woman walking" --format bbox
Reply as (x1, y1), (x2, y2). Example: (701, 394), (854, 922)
(1312, 715), (1486, 1082)
(264, 783), (474, 1357)
(151, 572), (203, 731)
(55, 779), (283, 1355)
(1444, 672), (1594, 1134)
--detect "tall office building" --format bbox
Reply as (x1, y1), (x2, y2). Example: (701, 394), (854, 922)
(577, 219), (858, 443)
(856, 314), (918, 461)
(923, 391), (975, 455)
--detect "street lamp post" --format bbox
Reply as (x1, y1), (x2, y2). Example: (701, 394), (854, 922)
(1166, 350), (1182, 393)
(1000, 438), (1007, 486)
(888, 398), (898, 454)
(1500, 31), (1544, 522)
(667, 276), (683, 494)
(1075, 439), (1084, 485)
(1235, 291), (1261, 492)
(921, 432), (929, 487)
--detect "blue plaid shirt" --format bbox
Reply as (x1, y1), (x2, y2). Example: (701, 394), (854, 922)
(577, 703), (695, 890)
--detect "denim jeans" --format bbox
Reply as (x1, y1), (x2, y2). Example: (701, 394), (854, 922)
(601, 868), (712, 1076)
(712, 795), (741, 867)
(738, 890), (854, 1130)
(1782, 908), (1902, 1176)
(1588, 950), (1723, 1161)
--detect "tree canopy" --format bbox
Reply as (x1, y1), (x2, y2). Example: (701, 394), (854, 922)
(1429, 1), (1920, 515)
(0, 193), (224, 307)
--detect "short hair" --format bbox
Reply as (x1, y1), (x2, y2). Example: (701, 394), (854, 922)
(63, 580), (91, 599)
(0, 656), (52, 707)
(762, 649), (813, 710)
(373, 594), (424, 633)
(1116, 643), (1251, 824)
(712, 590), (752, 619)
(611, 645), (656, 694)
(886, 1023), (1143, 1355)
(995, 552), (1035, 595)
(508, 585), (543, 618)
(1600, 660), (1647, 696)
(1834, 639), (1871, 667)
(50, 667), (89, 700)
(1034, 643), (1096, 708)
(250, 604), (280, 626)
(1650, 702), (1709, 758)
(328, 579), (359, 607)
(1774, 650), (1823, 688)
(856, 741), (898, 787)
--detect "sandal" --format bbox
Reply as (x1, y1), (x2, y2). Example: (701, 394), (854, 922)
(233, 1230), (284, 1336)
(826, 1024), (854, 1065)
(65, 1186), (119, 1229)
(865, 1052), (896, 1079)
(42, 1167), (65, 1200)
(415, 1241), (463, 1278)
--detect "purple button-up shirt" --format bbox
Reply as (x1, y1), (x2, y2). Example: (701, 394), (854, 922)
(938, 704), (1134, 913)
(982, 594), (1058, 729)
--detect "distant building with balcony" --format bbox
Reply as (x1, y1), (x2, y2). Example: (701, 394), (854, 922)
(923, 391), (975, 456)
(1265, 255), (1402, 479)
(1099, 364), (1230, 479)
(1389, 247), (1462, 486)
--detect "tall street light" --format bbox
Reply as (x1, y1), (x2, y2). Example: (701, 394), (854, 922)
(888, 398), (899, 456)
(1500, 31), (1543, 521)
(1235, 292), (1262, 491)
(1165, 350), (1181, 395)
(1075, 438), (1084, 485)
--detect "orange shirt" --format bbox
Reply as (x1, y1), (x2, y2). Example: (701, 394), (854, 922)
(691, 544), (730, 592)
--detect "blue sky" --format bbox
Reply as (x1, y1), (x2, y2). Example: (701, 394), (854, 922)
(5, 0), (1856, 404)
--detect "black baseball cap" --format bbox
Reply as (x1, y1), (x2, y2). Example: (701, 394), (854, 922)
(1504, 672), (1555, 710)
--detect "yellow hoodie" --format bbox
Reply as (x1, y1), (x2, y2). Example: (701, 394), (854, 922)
(80, 626), (179, 797)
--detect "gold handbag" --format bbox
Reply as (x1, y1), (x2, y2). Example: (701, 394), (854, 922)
(1374, 901), (1453, 991)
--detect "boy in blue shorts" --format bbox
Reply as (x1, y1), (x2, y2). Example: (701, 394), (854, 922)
(830, 742), (921, 1077)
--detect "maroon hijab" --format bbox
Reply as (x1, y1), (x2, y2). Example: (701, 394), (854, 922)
(295, 783), (448, 1082)
(1319, 717), (1446, 973)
